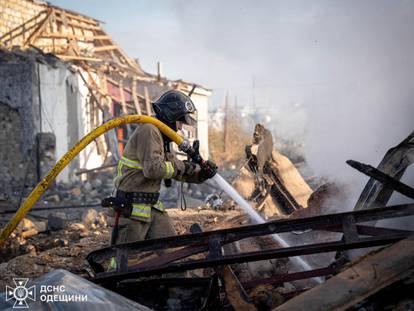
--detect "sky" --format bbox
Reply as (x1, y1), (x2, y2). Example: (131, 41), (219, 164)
(51, 0), (414, 208)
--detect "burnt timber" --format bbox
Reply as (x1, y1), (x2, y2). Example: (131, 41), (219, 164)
(87, 203), (414, 284)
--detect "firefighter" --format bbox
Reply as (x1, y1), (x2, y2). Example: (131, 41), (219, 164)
(108, 90), (217, 268)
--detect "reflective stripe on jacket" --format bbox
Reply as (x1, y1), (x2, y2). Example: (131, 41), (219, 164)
(114, 123), (193, 193)
(130, 200), (165, 222)
(115, 156), (174, 189)
(115, 155), (167, 222)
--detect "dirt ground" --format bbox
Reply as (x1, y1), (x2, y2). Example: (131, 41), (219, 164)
(0, 207), (246, 292)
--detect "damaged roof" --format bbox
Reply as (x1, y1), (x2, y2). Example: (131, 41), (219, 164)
(0, 0), (210, 92)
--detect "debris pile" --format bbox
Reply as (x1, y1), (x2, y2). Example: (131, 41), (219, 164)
(0, 1), (412, 309)
(232, 123), (314, 219)
(0, 123), (344, 308)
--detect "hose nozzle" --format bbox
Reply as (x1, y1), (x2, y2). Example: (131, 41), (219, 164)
(179, 139), (204, 165)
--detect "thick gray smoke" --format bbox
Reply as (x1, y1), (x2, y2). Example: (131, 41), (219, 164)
(53, 0), (414, 210)
(301, 2), (414, 210)
(166, 0), (414, 210)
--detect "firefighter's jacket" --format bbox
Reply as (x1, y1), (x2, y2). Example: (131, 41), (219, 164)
(114, 123), (199, 222)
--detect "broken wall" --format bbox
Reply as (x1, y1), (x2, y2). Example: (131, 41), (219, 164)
(0, 50), (90, 199)
(0, 51), (37, 196)
(77, 69), (107, 173)
(37, 61), (84, 182)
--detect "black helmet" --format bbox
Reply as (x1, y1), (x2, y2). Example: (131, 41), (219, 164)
(152, 90), (196, 129)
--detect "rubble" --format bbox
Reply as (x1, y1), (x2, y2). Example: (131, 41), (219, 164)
(0, 1), (412, 309)
(1, 124), (412, 311)
(232, 124), (314, 219)
(47, 212), (68, 231)
(0, 122), (365, 309)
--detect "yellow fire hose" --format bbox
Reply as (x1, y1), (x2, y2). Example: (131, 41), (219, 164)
(0, 115), (184, 247)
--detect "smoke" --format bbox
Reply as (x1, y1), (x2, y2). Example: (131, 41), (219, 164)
(302, 1), (414, 210)
(162, 1), (414, 192)
(52, 0), (414, 210)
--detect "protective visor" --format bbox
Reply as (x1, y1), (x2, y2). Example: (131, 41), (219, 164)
(179, 113), (197, 126)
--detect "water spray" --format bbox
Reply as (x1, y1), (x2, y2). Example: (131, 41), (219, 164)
(212, 174), (323, 284)
(180, 140), (323, 284)
(0, 115), (322, 285)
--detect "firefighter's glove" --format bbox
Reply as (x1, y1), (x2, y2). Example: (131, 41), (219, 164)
(198, 160), (218, 182)
(183, 160), (197, 177)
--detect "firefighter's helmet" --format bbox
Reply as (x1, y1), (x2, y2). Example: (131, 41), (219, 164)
(152, 90), (196, 129)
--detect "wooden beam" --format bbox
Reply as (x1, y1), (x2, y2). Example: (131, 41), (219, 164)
(108, 94), (135, 110)
(131, 78), (142, 115)
(54, 15), (101, 31)
(106, 77), (145, 100)
(39, 33), (110, 43)
(119, 80), (128, 116)
(77, 69), (104, 112)
(93, 35), (111, 40)
(35, 43), (71, 48)
(144, 86), (152, 116)
(0, 10), (46, 44)
(94, 45), (118, 52)
(24, 8), (54, 47)
(56, 55), (103, 62)
(79, 64), (110, 102)
(39, 33), (90, 42)
(53, 9), (100, 26)
(274, 235), (414, 311)
(98, 74), (112, 108)
(119, 79), (132, 137)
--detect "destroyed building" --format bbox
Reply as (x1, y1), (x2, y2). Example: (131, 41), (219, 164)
(0, 0), (211, 198)
(0, 1), (414, 310)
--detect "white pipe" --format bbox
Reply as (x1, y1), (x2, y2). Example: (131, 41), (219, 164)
(212, 174), (323, 284)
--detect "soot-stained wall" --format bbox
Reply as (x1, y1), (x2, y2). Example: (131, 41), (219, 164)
(0, 50), (83, 198)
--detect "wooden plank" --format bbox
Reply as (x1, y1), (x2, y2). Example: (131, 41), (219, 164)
(274, 235), (414, 311)
(56, 55), (102, 62)
(93, 35), (111, 40)
(0, 22), (39, 45)
(100, 75), (112, 108)
(53, 9), (100, 26)
(119, 79), (134, 137)
(54, 15), (101, 31)
(39, 33), (96, 42)
(131, 78), (142, 114)
(0, 11), (47, 43)
(77, 70), (104, 112)
(222, 266), (257, 311)
(94, 45), (118, 52)
(106, 77), (145, 100)
(35, 43), (71, 48)
(24, 8), (54, 47)
(144, 86), (152, 115)
(80, 65), (108, 101)
(119, 80), (128, 116)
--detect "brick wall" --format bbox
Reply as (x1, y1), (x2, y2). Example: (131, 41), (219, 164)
(0, 0), (96, 54)
(0, 0), (44, 46)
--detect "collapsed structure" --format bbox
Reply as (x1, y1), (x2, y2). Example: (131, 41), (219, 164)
(234, 123), (313, 218)
(0, 1), (413, 310)
(1, 121), (413, 310)
(0, 0), (211, 198)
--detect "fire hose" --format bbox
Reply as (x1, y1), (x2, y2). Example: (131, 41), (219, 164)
(0, 115), (320, 281)
(0, 115), (202, 247)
